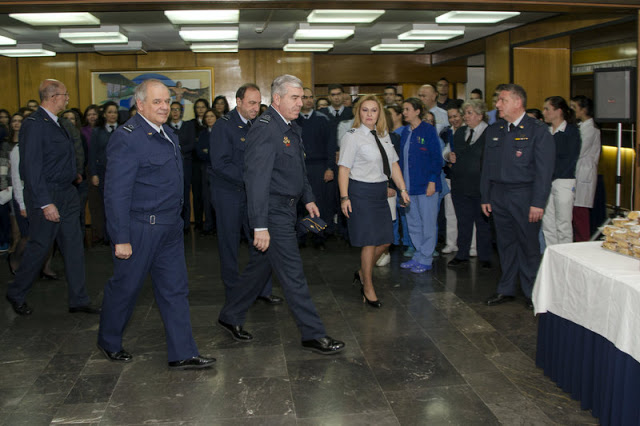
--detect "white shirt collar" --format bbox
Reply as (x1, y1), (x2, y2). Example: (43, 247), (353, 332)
(510, 112), (527, 128)
(41, 106), (59, 125)
(170, 120), (182, 129)
(272, 107), (291, 125)
(105, 123), (117, 131)
(138, 113), (171, 142)
(238, 113), (249, 125)
(301, 110), (313, 119)
(466, 121), (488, 144)
(549, 120), (567, 135)
(331, 105), (344, 115)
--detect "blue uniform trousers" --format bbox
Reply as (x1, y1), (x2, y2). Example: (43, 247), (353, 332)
(202, 165), (216, 232)
(8, 185), (89, 307)
(219, 195), (326, 341)
(97, 219), (198, 362)
(182, 157), (192, 231)
(191, 157), (204, 229)
(405, 193), (440, 266)
(305, 162), (335, 240)
(490, 184), (541, 298)
(451, 192), (492, 262)
(211, 183), (271, 299)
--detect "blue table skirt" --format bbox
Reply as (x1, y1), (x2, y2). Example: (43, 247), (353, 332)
(536, 312), (640, 426)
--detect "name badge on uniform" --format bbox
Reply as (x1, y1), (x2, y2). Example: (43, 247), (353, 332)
(493, 137), (499, 141)
(283, 136), (291, 147)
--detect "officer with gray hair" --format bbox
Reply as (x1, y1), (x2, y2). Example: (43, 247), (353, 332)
(217, 74), (345, 355)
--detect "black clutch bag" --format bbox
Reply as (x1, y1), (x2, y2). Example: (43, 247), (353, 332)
(296, 216), (328, 234)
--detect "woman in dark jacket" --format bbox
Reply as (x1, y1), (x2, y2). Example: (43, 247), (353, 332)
(447, 99), (493, 269)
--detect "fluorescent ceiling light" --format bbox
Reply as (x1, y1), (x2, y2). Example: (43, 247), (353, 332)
(190, 43), (238, 53)
(164, 10), (239, 25)
(60, 26), (128, 44)
(307, 9), (385, 24)
(9, 12), (99, 26)
(398, 24), (465, 41)
(436, 11), (520, 24)
(283, 39), (334, 52)
(95, 41), (146, 55)
(0, 44), (55, 57)
(294, 24), (354, 40)
(179, 27), (238, 42)
(371, 39), (424, 52)
(0, 35), (16, 46)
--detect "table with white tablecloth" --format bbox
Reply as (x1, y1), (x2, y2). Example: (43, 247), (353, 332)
(533, 242), (640, 426)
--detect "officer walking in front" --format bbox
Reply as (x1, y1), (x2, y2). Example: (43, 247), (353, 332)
(217, 75), (345, 355)
(480, 83), (555, 309)
(6, 79), (98, 316)
(210, 83), (282, 320)
(97, 79), (215, 370)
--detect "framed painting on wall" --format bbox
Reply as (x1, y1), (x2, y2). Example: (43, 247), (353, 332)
(91, 67), (213, 121)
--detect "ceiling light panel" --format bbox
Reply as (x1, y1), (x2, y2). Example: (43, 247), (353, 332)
(0, 35), (16, 46)
(190, 43), (238, 53)
(307, 9), (385, 24)
(371, 39), (424, 52)
(60, 26), (128, 44)
(0, 44), (55, 57)
(179, 27), (238, 42)
(294, 24), (355, 40)
(398, 24), (465, 41)
(436, 11), (520, 24)
(9, 12), (99, 26)
(164, 10), (239, 25)
(283, 39), (334, 52)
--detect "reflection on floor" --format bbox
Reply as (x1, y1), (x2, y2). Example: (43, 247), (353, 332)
(0, 232), (598, 425)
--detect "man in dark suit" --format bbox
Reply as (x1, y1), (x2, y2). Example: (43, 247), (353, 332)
(217, 74), (345, 355)
(209, 83), (282, 312)
(169, 101), (196, 232)
(480, 83), (555, 309)
(97, 79), (215, 370)
(6, 79), (97, 316)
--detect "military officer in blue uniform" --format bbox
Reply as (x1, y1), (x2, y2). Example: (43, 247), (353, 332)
(210, 83), (282, 319)
(168, 101), (196, 233)
(480, 83), (555, 309)
(6, 79), (97, 316)
(97, 79), (215, 370)
(217, 75), (345, 355)
(295, 87), (335, 248)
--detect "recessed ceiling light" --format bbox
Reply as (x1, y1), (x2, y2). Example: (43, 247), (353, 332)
(9, 12), (99, 26)
(307, 9), (385, 24)
(0, 43), (55, 57)
(398, 24), (465, 41)
(164, 10), (239, 25)
(0, 35), (16, 46)
(294, 24), (355, 40)
(60, 26), (128, 44)
(190, 43), (238, 53)
(436, 11), (520, 24)
(179, 27), (239, 42)
(283, 39), (334, 52)
(371, 39), (424, 52)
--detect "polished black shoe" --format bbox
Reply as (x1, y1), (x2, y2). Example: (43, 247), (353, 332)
(481, 261), (493, 270)
(447, 258), (468, 268)
(352, 270), (362, 286)
(257, 295), (283, 305)
(97, 343), (132, 363)
(6, 294), (32, 316)
(40, 271), (59, 281)
(525, 298), (534, 310)
(168, 355), (216, 370)
(486, 293), (515, 306)
(361, 288), (381, 308)
(302, 336), (345, 355)
(217, 319), (253, 342)
(69, 305), (101, 314)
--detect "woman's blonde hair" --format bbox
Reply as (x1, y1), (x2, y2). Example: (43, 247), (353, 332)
(352, 95), (388, 136)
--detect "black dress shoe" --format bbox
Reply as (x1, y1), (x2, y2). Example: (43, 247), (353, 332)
(6, 294), (32, 315)
(69, 305), (101, 314)
(168, 355), (216, 370)
(257, 295), (283, 305)
(447, 258), (468, 268)
(525, 298), (534, 309)
(97, 343), (132, 362)
(481, 261), (492, 269)
(486, 293), (515, 306)
(302, 336), (345, 355)
(217, 319), (253, 341)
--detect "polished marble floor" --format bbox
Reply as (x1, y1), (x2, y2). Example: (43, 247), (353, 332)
(0, 231), (598, 425)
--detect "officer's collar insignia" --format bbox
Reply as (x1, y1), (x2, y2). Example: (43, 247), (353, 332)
(44, 118), (49, 121)
(238, 125), (243, 128)
(283, 136), (291, 147)
(148, 132), (153, 136)
(499, 125), (504, 129)
(259, 114), (271, 123)
(241, 137), (245, 142)
(519, 125), (524, 129)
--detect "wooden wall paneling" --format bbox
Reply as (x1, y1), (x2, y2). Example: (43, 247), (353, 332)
(510, 15), (622, 46)
(314, 54), (434, 85)
(572, 41), (637, 66)
(485, 32), (510, 109)
(77, 53), (137, 110)
(400, 84), (423, 99)
(254, 51), (312, 105)
(136, 51), (197, 69)
(0, 57), (19, 113)
(513, 44), (570, 111)
(431, 39), (485, 65)
(17, 53), (79, 109)
(196, 51), (256, 108)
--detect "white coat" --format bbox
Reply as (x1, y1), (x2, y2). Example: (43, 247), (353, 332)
(574, 118), (601, 208)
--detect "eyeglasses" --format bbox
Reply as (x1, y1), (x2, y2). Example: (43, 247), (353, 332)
(301, 96), (313, 100)
(53, 93), (69, 98)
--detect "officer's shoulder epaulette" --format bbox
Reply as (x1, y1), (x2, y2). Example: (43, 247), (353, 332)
(123, 124), (135, 132)
(26, 116), (36, 121)
(259, 114), (271, 124)
(221, 115), (230, 121)
(347, 128), (356, 134)
(531, 119), (545, 128)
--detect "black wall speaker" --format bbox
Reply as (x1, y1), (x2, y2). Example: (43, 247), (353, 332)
(593, 67), (636, 123)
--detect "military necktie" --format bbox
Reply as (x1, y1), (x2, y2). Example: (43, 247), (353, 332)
(371, 129), (391, 182)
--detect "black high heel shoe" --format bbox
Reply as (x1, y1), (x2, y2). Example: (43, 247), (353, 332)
(361, 287), (382, 308)
(352, 270), (362, 286)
